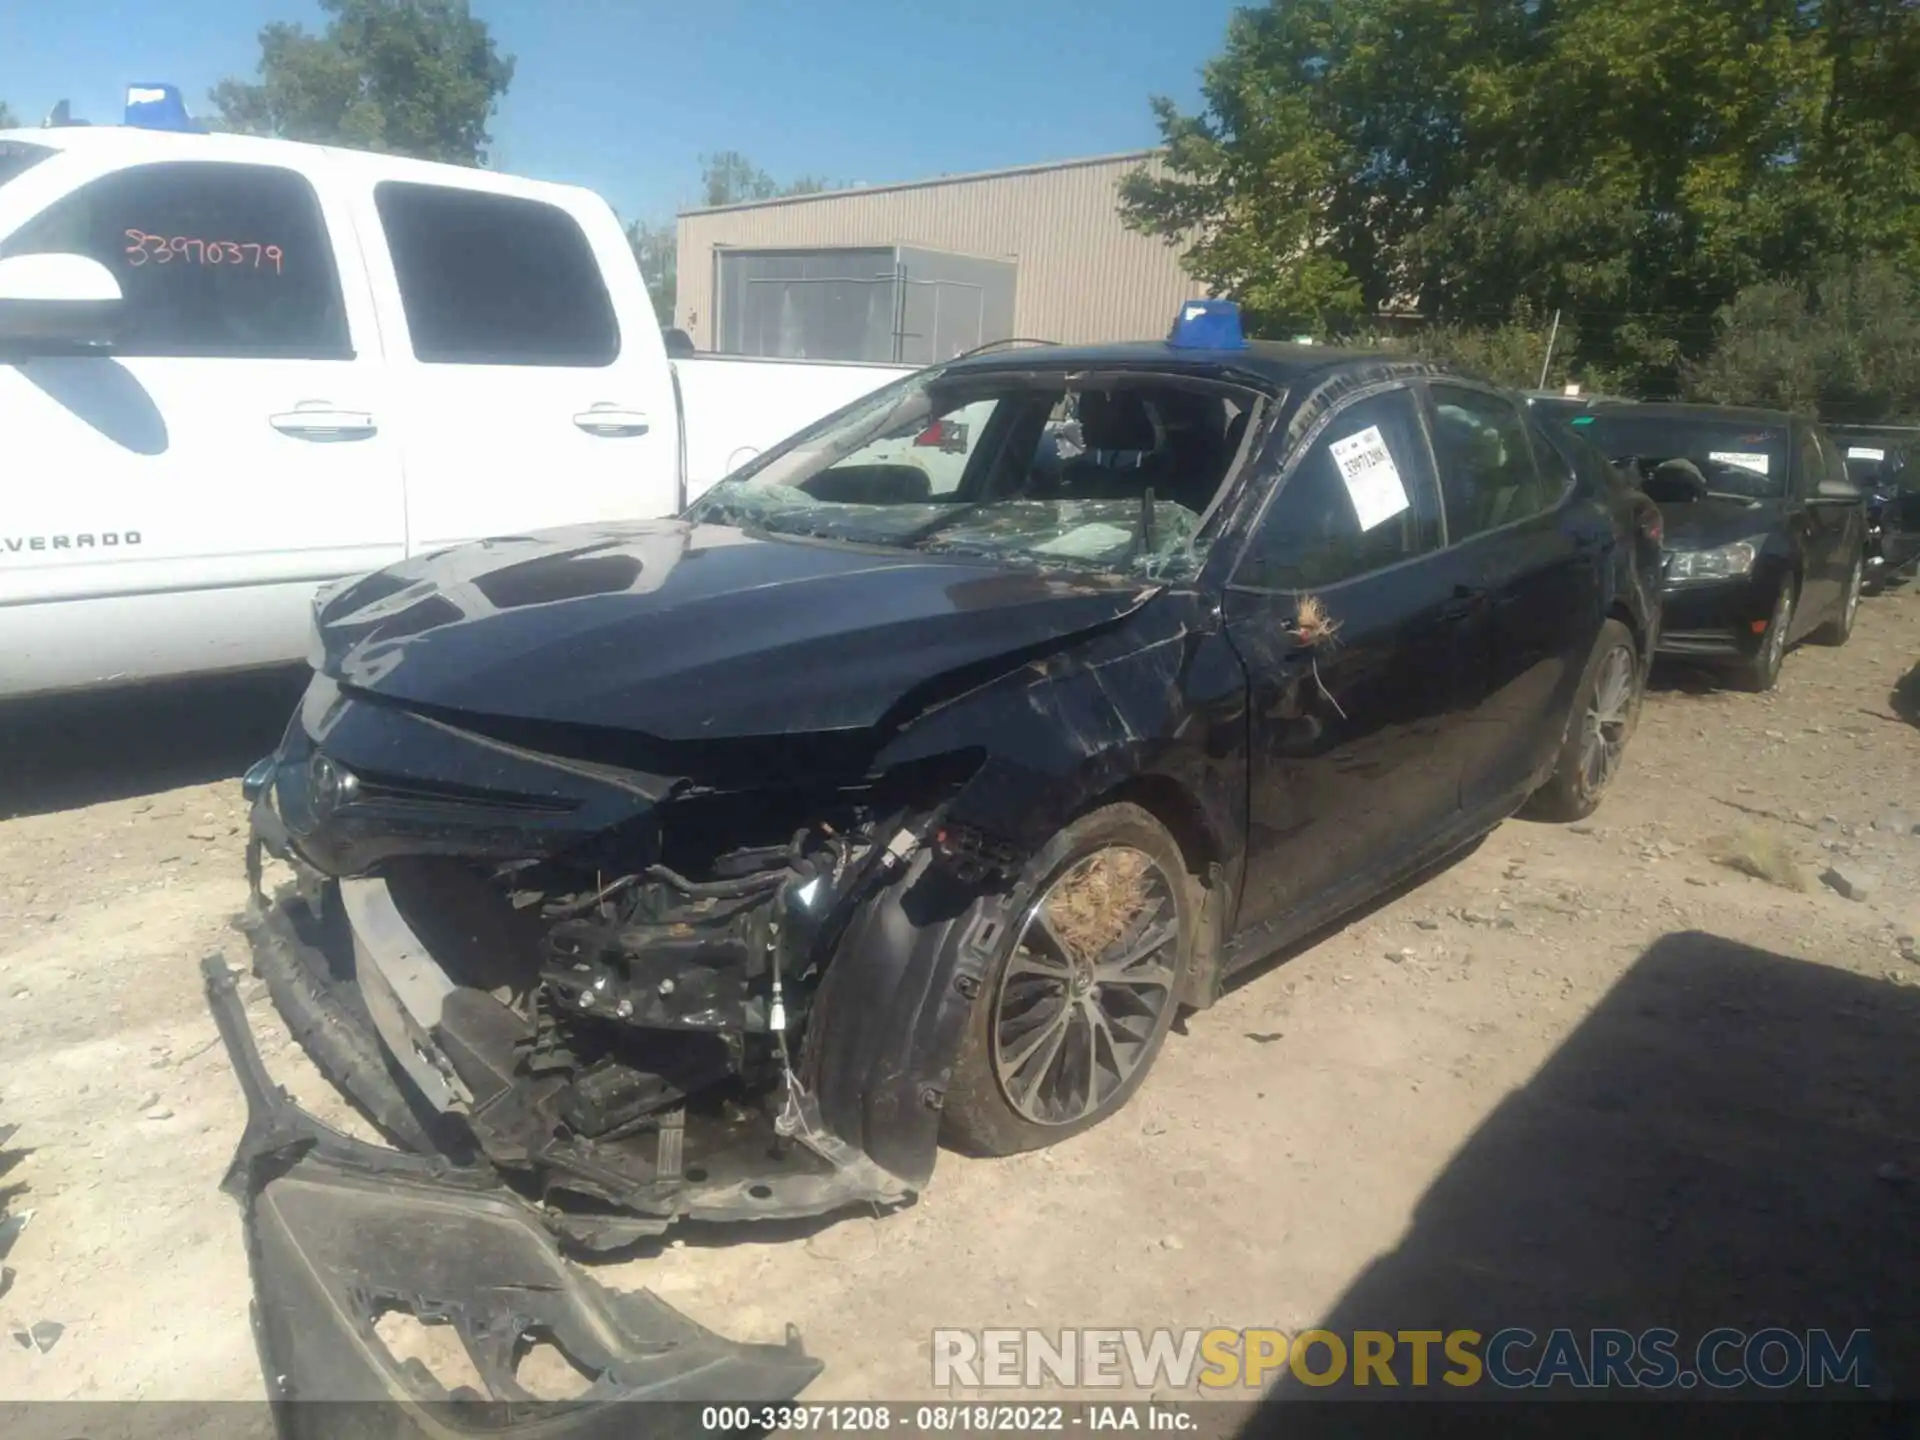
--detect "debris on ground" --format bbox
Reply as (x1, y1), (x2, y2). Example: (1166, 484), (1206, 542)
(10, 1320), (63, 1354)
(1821, 864), (1882, 902)
(1707, 826), (1807, 890)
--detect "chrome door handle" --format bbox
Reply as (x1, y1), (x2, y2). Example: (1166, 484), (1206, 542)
(573, 404), (651, 437)
(270, 404), (376, 440)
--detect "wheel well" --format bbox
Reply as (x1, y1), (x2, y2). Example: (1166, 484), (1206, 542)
(1607, 600), (1641, 655)
(1083, 773), (1220, 881)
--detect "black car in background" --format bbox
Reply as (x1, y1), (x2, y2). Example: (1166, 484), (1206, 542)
(1828, 424), (1920, 591)
(1570, 404), (1867, 690)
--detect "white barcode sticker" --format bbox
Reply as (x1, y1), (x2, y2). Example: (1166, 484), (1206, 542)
(1709, 451), (1770, 475)
(1847, 446), (1886, 461)
(1327, 425), (1411, 531)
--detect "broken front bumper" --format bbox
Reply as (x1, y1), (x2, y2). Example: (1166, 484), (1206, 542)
(201, 955), (823, 1435)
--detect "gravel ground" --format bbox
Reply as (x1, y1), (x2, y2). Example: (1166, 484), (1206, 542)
(1, 593), (1917, 1403)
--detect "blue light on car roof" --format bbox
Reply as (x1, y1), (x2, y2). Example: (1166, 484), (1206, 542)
(124, 84), (202, 133)
(1168, 299), (1246, 350)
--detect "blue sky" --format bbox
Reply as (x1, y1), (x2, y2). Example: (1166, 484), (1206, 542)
(0, 0), (1240, 224)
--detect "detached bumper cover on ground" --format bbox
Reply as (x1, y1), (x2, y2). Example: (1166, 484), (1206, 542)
(201, 955), (822, 1435)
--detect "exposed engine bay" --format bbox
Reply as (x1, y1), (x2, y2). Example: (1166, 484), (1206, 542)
(243, 732), (1015, 1248)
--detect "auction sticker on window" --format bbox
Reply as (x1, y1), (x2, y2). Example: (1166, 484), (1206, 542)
(1327, 426), (1411, 531)
(1709, 451), (1770, 475)
(1847, 447), (1886, 461)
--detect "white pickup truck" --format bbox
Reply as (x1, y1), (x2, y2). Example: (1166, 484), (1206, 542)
(0, 120), (912, 700)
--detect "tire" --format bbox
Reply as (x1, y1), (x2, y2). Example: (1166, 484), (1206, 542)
(1521, 619), (1642, 823)
(1735, 578), (1796, 692)
(942, 803), (1189, 1157)
(1811, 547), (1864, 646)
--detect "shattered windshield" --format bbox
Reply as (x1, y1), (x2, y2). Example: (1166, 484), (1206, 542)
(1577, 414), (1789, 500)
(687, 367), (1265, 580)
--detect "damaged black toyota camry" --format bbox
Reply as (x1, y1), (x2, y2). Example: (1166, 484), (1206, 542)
(209, 307), (1661, 1418)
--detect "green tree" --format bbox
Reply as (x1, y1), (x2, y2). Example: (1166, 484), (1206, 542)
(1121, 0), (1920, 392)
(1683, 257), (1920, 420)
(211, 0), (514, 165)
(626, 218), (677, 329)
(698, 151), (836, 206)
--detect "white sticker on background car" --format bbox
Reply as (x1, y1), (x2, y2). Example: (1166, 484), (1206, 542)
(1847, 447), (1886, 461)
(1708, 451), (1770, 475)
(1327, 425), (1412, 531)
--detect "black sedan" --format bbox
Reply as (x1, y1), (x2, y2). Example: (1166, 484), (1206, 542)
(212, 326), (1661, 1400)
(1569, 404), (1868, 690)
(1829, 425), (1920, 591)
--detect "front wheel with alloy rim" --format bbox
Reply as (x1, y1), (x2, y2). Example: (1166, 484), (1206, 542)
(942, 803), (1190, 1157)
(1522, 619), (1643, 823)
(1811, 548), (1864, 646)
(1737, 579), (1796, 692)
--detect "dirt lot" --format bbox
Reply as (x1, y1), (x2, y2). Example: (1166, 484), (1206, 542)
(2, 594), (1917, 1403)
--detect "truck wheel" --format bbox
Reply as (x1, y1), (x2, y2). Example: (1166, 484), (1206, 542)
(1736, 579), (1796, 692)
(942, 804), (1188, 1157)
(1811, 549), (1864, 646)
(1522, 620), (1641, 823)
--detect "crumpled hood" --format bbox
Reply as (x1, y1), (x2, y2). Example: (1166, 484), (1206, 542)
(1658, 496), (1783, 552)
(313, 519), (1158, 740)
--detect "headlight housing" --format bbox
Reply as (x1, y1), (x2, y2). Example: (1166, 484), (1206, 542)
(1665, 539), (1760, 582)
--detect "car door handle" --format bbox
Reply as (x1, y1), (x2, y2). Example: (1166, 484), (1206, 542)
(269, 404), (376, 440)
(573, 405), (651, 437)
(1441, 584), (1487, 620)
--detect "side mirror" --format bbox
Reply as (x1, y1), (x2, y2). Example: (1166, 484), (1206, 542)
(1814, 475), (1864, 504)
(662, 327), (696, 359)
(0, 252), (124, 346)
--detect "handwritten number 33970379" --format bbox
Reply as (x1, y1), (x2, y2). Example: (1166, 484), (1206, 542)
(124, 230), (283, 273)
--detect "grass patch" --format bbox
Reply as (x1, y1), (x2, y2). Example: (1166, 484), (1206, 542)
(1707, 826), (1807, 891)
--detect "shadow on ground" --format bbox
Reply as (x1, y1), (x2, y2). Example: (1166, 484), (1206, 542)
(1893, 660), (1920, 728)
(1244, 932), (1919, 1429)
(0, 668), (306, 820)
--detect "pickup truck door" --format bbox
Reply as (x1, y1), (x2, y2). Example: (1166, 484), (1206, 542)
(344, 165), (684, 554)
(0, 150), (405, 697)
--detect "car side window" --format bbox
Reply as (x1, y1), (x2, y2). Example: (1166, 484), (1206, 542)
(1791, 427), (1824, 499)
(0, 161), (350, 359)
(1426, 383), (1562, 540)
(1811, 427), (1850, 492)
(1233, 385), (1442, 590)
(375, 182), (619, 367)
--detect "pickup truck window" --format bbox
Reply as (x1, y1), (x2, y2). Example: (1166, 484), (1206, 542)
(0, 160), (350, 359)
(374, 182), (619, 367)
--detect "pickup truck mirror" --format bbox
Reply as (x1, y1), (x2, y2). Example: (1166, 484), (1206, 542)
(1813, 474), (1864, 504)
(0, 252), (124, 346)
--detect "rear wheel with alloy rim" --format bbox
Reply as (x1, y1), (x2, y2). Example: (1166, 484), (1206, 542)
(1522, 619), (1642, 823)
(943, 803), (1188, 1156)
(1738, 579), (1796, 691)
(1812, 548), (1864, 646)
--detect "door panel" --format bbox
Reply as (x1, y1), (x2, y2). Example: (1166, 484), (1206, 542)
(1222, 383), (1474, 935)
(0, 154), (404, 695)
(1425, 385), (1604, 812)
(351, 177), (682, 553)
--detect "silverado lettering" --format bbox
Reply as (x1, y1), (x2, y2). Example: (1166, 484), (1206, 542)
(2, 531), (143, 554)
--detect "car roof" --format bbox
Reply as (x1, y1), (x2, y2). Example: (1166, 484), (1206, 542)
(940, 338), (1428, 390)
(0, 124), (589, 198)
(1578, 400), (1800, 426)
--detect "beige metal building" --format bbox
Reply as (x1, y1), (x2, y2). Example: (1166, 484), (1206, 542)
(674, 149), (1197, 364)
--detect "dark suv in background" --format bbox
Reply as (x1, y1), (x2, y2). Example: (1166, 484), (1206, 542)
(1828, 424), (1920, 592)
(1568, 404), (1867, 690)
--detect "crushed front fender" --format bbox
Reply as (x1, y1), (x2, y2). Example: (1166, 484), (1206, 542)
(201, 956), (822, 1437)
